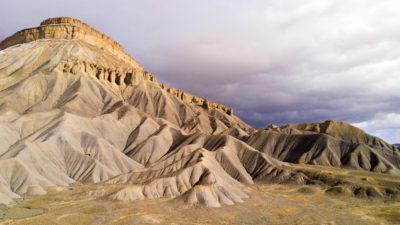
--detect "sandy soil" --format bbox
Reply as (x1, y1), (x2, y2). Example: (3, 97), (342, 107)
(0, 181), (399, 225)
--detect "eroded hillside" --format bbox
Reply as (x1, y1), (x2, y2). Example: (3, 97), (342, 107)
(0, 18), (399, 222)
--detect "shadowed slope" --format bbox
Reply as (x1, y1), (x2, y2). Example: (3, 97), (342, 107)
(246, 124), (400, 175)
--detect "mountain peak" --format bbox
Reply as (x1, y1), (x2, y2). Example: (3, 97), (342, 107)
(0, 17), (141, 68)
(40, 17), (93, 27)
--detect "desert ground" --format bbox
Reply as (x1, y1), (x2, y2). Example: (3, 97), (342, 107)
(1, 165), (399, 225)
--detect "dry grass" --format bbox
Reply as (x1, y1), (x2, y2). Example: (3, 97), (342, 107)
(1, 168), (399, 225)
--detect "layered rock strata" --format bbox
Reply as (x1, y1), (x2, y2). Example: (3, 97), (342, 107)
(0, 17), (232, 115)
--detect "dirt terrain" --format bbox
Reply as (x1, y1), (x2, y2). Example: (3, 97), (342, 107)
(1, 165), (399, 225)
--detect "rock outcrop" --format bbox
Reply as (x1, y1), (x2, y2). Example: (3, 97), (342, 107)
(0, 17), (233, 115)
(0, 17), (140, 68)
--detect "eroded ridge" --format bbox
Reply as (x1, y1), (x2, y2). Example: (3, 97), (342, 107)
(0, 17), (233, 115)
(55, 58), (233, 114)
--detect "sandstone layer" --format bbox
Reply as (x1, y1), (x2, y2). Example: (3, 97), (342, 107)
(0, 17), (233, 115)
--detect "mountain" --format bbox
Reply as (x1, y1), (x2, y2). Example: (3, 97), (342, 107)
(249, 120), (400, 173)
(0, 17), (399, 209)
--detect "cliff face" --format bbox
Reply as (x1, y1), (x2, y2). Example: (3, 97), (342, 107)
(54, 57), (233, 115)
(0, 17), (139, 68)
(0, 17), (232, 115)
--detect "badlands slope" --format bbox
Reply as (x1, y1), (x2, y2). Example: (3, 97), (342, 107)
(0, 17), (399, 216)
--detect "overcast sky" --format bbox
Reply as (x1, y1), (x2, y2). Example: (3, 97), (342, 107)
(1, 0), (400, 143)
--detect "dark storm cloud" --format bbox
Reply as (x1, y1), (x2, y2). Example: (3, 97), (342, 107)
(1, 0), (400, 142)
